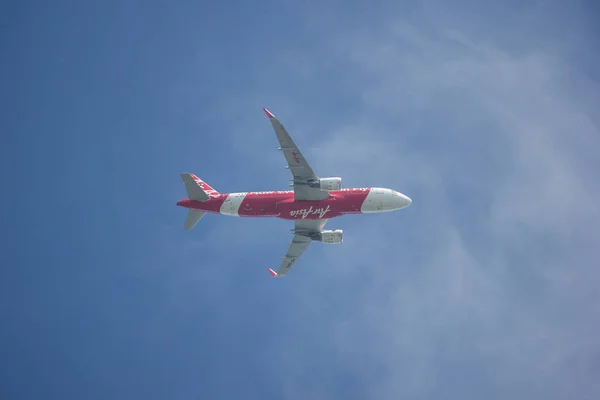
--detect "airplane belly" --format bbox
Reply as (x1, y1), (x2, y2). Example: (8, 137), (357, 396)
(237, 196), (280, 217)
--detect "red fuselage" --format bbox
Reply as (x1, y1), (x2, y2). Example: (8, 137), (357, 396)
(177, 188), (377, 220)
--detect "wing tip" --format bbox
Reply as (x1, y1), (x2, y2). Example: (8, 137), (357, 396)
(268, 268), (278, 277)
(263, 108), (275, 119)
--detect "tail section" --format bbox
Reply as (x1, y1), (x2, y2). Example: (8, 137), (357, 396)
(188, 174), (219, 197)
(184, 210), (206, 230)
(179, 173), (219, 230)
(180, 173), (219, 202)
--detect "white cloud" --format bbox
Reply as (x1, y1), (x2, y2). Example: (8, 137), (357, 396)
(274, 9), (600, 400)
(171, 4), (600, 398)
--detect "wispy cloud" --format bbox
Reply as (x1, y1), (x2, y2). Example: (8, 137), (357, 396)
(270, 5), (600, 399)
(159, 3), (599, 398)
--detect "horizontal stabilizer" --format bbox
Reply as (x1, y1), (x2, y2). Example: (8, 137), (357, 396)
(181, 173), (210, 202)
(184, 209), (206, 230)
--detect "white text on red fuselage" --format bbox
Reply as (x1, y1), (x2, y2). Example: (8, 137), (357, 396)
(289, 205), (331, 219)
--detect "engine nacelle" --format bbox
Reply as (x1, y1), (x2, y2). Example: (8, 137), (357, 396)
(308, 177), (342, 191)
(317, 229), (343, 244)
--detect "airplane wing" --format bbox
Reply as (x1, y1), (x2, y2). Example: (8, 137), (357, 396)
(263, 108), (330, 201)
(268, 219), (328, 277)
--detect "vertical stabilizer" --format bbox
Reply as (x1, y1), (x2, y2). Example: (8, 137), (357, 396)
(180, 173), (210, 202)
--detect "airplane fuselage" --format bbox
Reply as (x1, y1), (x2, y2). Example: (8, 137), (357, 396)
(177, 187), (411, 220)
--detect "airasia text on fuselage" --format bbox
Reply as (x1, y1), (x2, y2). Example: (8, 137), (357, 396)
(289, 204), (331, 219)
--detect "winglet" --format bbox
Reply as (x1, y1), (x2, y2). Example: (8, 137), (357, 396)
(268, 268), (278, 277)
(263, 108), (275, 119)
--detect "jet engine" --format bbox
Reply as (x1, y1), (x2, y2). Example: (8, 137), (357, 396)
(314, 229), (343, 244)
(308, 177), (342, 191)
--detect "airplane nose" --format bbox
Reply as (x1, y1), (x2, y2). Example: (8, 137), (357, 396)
(393, 191), (412, 209)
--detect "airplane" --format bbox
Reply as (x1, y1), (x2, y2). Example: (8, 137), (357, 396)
(176, 108), (412, 277)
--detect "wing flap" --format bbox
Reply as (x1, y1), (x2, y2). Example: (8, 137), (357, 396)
(274, 236), (311, 277)
(263, 108), (329, 201)
(270, 219), (328, 277)
(292, 185), (329, 201)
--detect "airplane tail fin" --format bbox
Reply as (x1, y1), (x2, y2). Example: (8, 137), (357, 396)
(180, 173), (219, 202)
(179, 173), (218, 231)
(184, 209), (206, 230)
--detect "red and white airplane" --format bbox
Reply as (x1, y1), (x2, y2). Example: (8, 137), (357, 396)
(177, 108), (412, 277)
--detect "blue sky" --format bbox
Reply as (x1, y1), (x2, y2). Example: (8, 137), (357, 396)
(2, 1), (600, 399)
